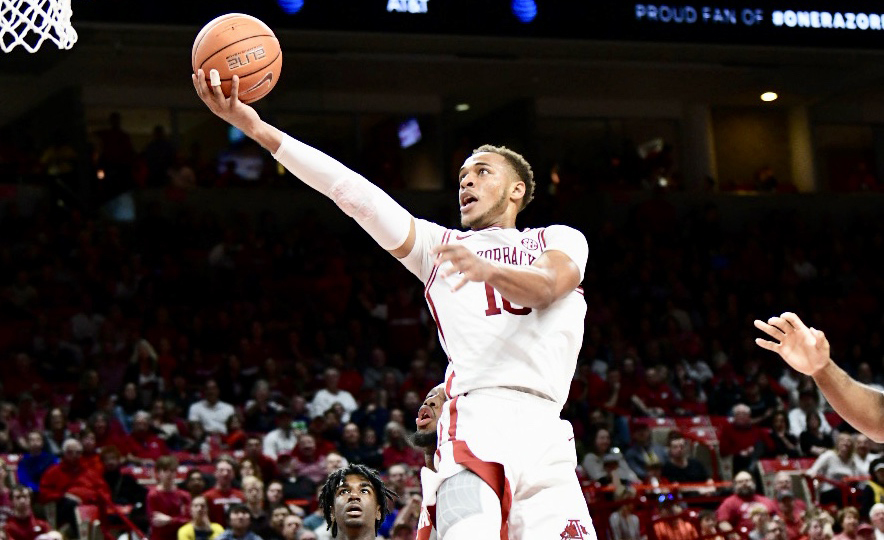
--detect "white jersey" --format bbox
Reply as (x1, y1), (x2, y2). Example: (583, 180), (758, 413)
(401, 219), (588, 408)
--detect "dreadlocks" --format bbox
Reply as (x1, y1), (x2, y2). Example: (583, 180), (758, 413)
(318, 463), (398, 537)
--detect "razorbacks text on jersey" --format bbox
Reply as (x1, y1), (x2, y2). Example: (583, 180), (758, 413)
(400, 220), (588, 408)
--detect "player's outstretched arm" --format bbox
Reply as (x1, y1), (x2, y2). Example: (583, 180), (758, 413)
(755, 312), (884, 442)
(191, 69), (416, 257)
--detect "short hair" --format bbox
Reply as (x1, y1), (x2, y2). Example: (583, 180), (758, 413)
(318, 464), (397, 538)
(473, 144), (535, 211)
(241, 475), (264, 491)
(133, 410), (151, 423)
(100, 445), (121, 459)
(837, 507), (860, 524)
(666, 431), (686, 445)
(156, 455), (178, 472)
(227, 503), (251, 518)
(61, 438), (82, 453)
(870, 503), (884, 518)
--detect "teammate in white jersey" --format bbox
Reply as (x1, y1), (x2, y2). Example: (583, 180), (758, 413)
(192, 70), (595, 540)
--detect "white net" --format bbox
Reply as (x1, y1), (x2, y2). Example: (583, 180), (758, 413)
(0, 0), (77, 53)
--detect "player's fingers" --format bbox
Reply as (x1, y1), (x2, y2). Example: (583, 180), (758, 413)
(450, 275), (469, 292)
(230, 75), (240, 103)
(194, 69), (207, 95)
(780, 312), (808, 332)
(765, 317), (789, 335)
(754, 320), (780, 339)
(755, 337), (778, 350)
(767, 317), (795, 335)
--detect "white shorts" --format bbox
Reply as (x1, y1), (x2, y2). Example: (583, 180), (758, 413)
(421, 387), (596, 540)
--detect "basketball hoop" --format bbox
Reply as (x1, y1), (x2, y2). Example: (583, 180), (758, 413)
(0, 0), (77, 53)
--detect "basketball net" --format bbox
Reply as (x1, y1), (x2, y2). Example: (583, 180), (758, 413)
(0, 0), (77, 53)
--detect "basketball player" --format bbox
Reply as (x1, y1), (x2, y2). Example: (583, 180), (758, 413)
(192, 70), (594, 540)
(755, 312), (884, 442)
(317, 464), (397, 540)
(412, 384), (448, 540)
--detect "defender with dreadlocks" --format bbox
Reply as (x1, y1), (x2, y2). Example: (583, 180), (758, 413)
(318, 464), (397, 540)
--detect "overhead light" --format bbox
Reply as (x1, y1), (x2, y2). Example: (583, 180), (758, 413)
(760, 92), (778, 102)
(455, 103), (470, 112)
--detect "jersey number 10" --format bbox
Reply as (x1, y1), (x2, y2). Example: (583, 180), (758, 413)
(484, 283), (532, 316)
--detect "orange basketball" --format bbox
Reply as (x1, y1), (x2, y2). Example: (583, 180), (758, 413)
(192, 13), (282, 104)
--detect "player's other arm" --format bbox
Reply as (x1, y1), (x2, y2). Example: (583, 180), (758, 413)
(191, 69), (417, 258)
(433, 226), (586, 309)
(755, 312), (884, 443)
(483, 250), (580, 310)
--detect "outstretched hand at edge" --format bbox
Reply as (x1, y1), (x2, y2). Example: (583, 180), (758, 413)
(754, 312), (831, 376)
(191, 69), (262, 135)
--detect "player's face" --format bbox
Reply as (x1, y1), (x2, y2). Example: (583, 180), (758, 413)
(457, 152), (522, 230)
(416, 387), (447, 435)
(333, 474), (381, 533)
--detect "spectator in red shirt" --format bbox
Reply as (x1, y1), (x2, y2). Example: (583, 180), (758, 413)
(381, 422), (423, 470)
(5, 486), (52, 540)
(291, 435), (327, 485)
(716, 471), (778, 532)
(203, 457), (244, 528)
(147, 455), (191, 540)
(776, 491), (804, 540)
(633, 366), (677, 417)
(128, 411), (170, 464)
(242, 436), (277, 481)
(38, 438), (111, 536)
(720, 404), (772, 476)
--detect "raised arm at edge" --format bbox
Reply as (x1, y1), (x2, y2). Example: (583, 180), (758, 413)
(813, 359), (884, 443)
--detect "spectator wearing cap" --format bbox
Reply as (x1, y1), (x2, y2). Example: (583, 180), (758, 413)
(832, 508), (860, 540)
(861, 460), (884, 523)
(777, 490), (804, 540)
(806, 434), (861, 506)
(869, 503), (884, 540)
(716, 471), (778, 532)
(857, 525), (876, 540)
(624, 423), (667, 482)
(773, 472), (806, 514)
(789, 390), (832, 440)
(262, 410), (297, 461)
(583, 428), (639, 486)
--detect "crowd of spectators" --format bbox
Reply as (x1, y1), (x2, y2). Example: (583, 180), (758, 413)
(0, 153), (884, 540)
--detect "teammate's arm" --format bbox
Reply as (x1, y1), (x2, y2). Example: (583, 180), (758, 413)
(755, 312), (884, 442)
(191, 70), (417, 258)
(432, 246), (580, 309)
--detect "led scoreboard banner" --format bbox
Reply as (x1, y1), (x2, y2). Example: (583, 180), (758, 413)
(73, 0), (884, 49)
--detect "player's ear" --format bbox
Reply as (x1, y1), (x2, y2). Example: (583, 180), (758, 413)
(509, 179), (526, 202)
(375, 503), (381, 521)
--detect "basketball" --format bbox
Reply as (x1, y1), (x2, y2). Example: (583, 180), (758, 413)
(192, 13), (282, 104)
